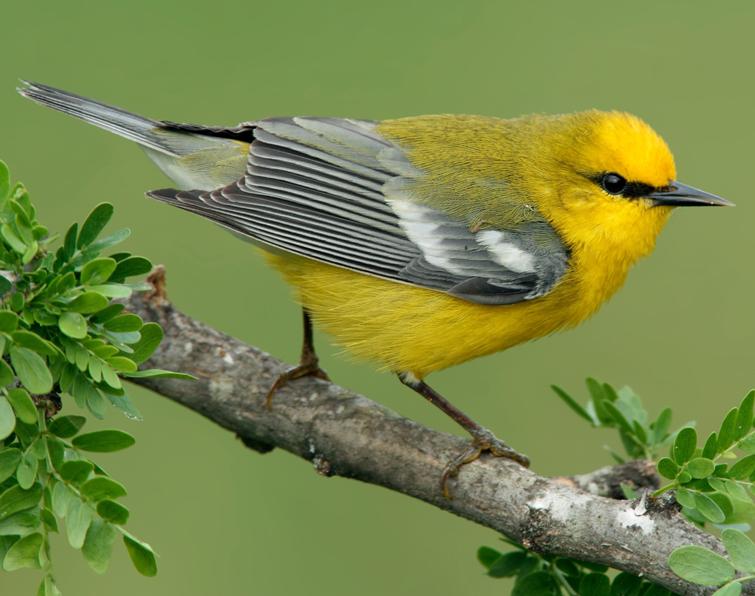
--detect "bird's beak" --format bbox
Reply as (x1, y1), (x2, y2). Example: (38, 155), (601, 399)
(649, 181), (734, 207)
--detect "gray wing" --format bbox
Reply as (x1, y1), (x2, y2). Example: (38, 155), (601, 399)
(148, 117), (569, 305)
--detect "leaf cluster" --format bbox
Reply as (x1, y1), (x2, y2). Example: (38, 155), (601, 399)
(669, 528), (755, 595)
(655, 391), (755, 527)
(552, 378), (676, 461)
(478, 539), (673, 595)
(0, 161), (178, 593)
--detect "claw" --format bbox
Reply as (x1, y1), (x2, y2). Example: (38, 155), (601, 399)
(440, 430), (529, 499)
(265, 362), (330, 409)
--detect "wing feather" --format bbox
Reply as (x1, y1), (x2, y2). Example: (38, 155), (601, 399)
(147, 117), (569, 305)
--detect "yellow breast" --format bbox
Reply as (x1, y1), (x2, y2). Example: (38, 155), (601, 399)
(264, 202), (667, 378)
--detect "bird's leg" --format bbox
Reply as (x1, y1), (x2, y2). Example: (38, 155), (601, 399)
(265, 309), (329, 409)
(398, 373), (529, 499)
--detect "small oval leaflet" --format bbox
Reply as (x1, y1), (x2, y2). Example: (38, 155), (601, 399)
(58, 311), (88, 339)
(97, 500), (130, 525)
(80, 477), (127, 502)
(72, 430), (136, 453)
(0, 394), (15, 440)
(48, 415), (86, 439)
(77, 203), (114, 249)
(9, 346), (53, 394)
(123, 534), (157, 577)
(668, 545), (735, 586)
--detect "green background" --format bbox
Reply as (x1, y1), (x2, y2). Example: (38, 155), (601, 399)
(2, 1), (754, 594)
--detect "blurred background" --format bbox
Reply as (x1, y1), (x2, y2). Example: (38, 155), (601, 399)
(1, 1), (754, 594)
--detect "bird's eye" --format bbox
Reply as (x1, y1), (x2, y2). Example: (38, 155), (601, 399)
(600, 172), (627, 195)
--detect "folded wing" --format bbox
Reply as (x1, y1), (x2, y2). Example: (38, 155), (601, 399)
(148, 117), (569, 305)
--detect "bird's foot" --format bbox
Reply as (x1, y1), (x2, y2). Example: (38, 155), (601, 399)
(264, 361), (330, 410)
(441, 428), (529, 499)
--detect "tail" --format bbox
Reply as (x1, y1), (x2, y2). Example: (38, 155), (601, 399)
(18, 80), (184, 156)
(18, 81), (252, 189)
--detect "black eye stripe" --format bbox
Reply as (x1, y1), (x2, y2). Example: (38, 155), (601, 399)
(621, 181), (656, 198)
(588, 173), (660, 199)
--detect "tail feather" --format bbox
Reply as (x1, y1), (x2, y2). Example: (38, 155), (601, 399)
(18, 81), (251, 190)
(19, 81), (182, 156)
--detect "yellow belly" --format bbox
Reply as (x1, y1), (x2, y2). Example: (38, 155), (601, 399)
(264, 247), (633, 378)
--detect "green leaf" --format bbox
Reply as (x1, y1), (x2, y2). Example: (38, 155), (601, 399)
(96, 500), (130, 525)
(728, 454), (755, 480)
(0, 311), (19, 333)
(657, 457), (679, 480)
(86, 227), (130, 253)
(0, 448), (22, 483)
(78, 203), (114, 249)
(104, 313), (143, 333)
(739, 433), (755, 454)
(123, 369), (195, 380)
(60, 460), (94, 485)
(486, 550), (528, 577)
(579, 573), (610, 595)
(68, 292), (109, 314)
(0, 510), (40, 536)
(603, 400), (633, 434)
(80, 257), (117, 286)
(0, 484), (42, 520)
(721, 529), (755, 573)
(0, 161), (9, 201)
(92, 303), (124, 324)
(511, 571), (555, 596)
(123, 533), (158, 577)
(12, 331), (58, 357)
(695, 492), (726, 523)
(669, 545), (735, 586)
(0, 394), (15, 441)
(703, 432), (719, 459)
(51, 482), (76, 518)
(63, 223), (78, 259)
(80, 477), (127, 502)
(675, 488), (697, 509)
(107, 356), (137, 372)
(72, 430), (135, 452)
(2, 532), (43, 570)
(38, 574), (63, 596)
(478, 546), (503, 569)
(111, 256), (152, 280)
(7, 388), (38, 425)
(58, 311), (88, 339)
(46, 437), (65, 471)
(735, 391), (755, 440)
(552, 385), (595, 424)
(0, 277), (11, 297)
(719, 408), (739, 452)
(82, 519), (117, 574)
(16, 451), (38, 489)
(86, 283), (132, 298)
(673, 427), (697, 465)
(48, 415), (86, 438)
(66, 497), (93, 549)
(713, 584), (742, 596)
(2, 223), (27, 253)
(687, 457), (715, 479)
(10, 346), (53, 394)
(105, 392), (143, 421)
(130, 323), (164, 364)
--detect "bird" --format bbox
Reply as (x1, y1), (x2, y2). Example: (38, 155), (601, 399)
(18, 81), (732, 497)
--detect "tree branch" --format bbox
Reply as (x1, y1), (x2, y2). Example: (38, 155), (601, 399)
(122, 278), (736, 595)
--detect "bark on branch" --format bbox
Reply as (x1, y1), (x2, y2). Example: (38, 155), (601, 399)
(122, 278), (737, 595)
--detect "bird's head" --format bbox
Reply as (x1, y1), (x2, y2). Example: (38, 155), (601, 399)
(529, 110), (731, 258)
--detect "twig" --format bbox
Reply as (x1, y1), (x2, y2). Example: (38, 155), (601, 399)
(122, 281), (738, 596)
